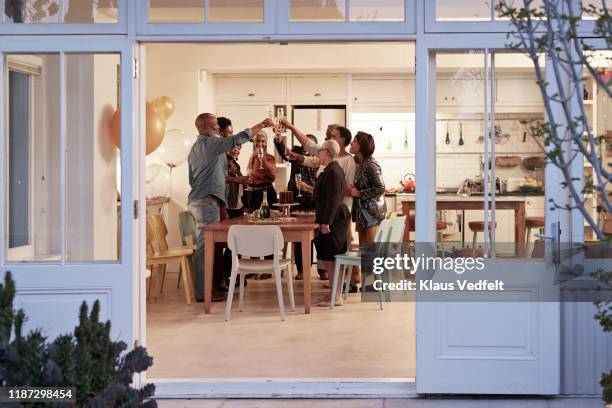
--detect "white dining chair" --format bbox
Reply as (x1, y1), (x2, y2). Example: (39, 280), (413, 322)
(225, 225), (295, 321)
(331, 216), (407, 310)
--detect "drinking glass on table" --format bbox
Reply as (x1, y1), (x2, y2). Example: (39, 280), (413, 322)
(295, 173), (303, 198)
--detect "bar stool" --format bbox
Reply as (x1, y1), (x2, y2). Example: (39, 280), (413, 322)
(409, 216), (448, 255)
(525, 216), (545, 253)
(468, 221), (496, 257)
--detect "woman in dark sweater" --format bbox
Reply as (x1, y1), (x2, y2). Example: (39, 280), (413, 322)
(297, 139), (350, 307)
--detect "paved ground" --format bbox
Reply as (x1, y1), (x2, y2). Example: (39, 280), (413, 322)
(156, 397), (603, 408)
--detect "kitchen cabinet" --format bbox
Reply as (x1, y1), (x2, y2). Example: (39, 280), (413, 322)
(287, 76), (347, 102)
(496, 78), (542, 105)
(215, 76), (286, 102)
(351, 77), (415, 106)
(436, 78), (484, 107)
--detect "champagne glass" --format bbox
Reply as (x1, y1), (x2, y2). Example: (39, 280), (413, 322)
(245, 166), (253, 192)
(257, 147), (264, 170)
(295, 173), (303, 198)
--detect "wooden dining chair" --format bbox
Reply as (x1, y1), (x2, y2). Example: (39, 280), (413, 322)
(146, 215), (195, 304)
(177, 211), (198, 288)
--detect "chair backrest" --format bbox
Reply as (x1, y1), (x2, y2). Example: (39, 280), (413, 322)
(145, 219), (155, 257)
(374, 216), (406, 243)
(227, 225), (284, 258)
(178, 211), (197, 246)
(148, 214), (170, 253)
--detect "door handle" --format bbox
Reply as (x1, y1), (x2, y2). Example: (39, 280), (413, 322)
(535, 222), (561, 266)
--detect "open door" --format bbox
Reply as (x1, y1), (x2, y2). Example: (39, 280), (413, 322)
(0, 39), (137, 346)
(416, 49), (561, 395)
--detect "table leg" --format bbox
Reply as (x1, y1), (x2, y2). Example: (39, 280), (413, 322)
(301, 233), (312, 314)
(204, 230), (214, 314)
(403, 204), (412, 243)
(516, 203), (526, 257)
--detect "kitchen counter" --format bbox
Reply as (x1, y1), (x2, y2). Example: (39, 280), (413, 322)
(400, 198), (528, 257)
(392, 193), (542, 201)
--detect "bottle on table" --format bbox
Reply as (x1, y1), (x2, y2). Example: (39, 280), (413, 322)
(259, 190), (271, 219)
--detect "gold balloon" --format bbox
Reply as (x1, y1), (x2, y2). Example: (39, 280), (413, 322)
(110, 109), (121, 149)
(108, 101), (166, 155)
(146, 101), (166, 155)
(153, 96), (175, 120)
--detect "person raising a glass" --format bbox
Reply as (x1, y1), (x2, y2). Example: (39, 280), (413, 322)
(245, 130), (278, 212)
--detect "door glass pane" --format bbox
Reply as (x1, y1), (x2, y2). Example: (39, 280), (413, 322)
(435, 51), (491, 257)
(495, 0), (544, 20)
(6, 54), (61, 262)
(349, 0), (404, 21)
(208, 0), (263, 22)
(493, 53), (546, 258)
(290, 0), (346, 22)
(4, 0), (118, 24)
(582, 51), (611, 253)
(582, 0), (612, 19)
(65, 53), (121, 262)
(148, 0), (204, 23)
(436, 0), (491, 21)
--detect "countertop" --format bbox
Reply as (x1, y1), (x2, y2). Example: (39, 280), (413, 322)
(386, 193), (544, 201)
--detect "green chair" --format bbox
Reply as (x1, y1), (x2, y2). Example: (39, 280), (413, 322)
(177, 211), (198, 288)
(331, 216), (407, 311)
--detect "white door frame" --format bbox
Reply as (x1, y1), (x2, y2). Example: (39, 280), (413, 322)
(0, 36), (137, 346)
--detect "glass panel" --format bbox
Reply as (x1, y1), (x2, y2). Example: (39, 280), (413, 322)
(208, 0), (263, 22)
(4, 0), (118, 24)
(582, 0), (612, 20)
(582, 51), (611, 251)
(65, 53), (121, 262)
(349, 0), (404, 22)
(436, 0), (491, 21)
(495, 0), (544, 20)
(6, 54), (61, 262)
(148, 0), (204, 23)
(290, 0), (346, 22)
(493, 53), (546, 258)
(435, 51), (489, 257)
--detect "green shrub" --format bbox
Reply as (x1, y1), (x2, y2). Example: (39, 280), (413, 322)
(0, 271), (156, 407)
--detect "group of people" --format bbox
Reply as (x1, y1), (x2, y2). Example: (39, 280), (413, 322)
(187, 112), (386, 307)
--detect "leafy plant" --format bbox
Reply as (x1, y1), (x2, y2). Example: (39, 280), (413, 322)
(0, 271), (157, 407)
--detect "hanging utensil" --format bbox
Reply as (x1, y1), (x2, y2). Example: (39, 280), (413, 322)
(403, 124), (409, 147)
(477, 121), (485, 143)
(445, 121), (450, 145)
(458, 122), (464, 146)
(522, 130), (527, 143)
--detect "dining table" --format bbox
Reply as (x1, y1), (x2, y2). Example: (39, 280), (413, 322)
(401, 196), (527, 257)
(201, 214), (319, 314)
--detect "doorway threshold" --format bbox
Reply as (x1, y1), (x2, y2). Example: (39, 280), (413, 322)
(151, 378), (417, 399)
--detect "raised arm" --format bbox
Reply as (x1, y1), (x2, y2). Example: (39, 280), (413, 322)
(206, 118), (273, 156)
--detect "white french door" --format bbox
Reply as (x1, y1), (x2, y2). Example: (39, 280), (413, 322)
(0, 38), (137, 345)
(415, 45), (563, 394)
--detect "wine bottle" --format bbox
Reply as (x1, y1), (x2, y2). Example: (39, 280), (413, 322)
(259, 190), (271, 219)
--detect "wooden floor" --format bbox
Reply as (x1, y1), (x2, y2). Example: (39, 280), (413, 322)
(146, 269), (416, 379)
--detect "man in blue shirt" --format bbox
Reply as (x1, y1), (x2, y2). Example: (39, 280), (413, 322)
(188, 113), (273, 301)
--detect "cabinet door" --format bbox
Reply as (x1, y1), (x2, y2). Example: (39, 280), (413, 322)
(288, 76), (347, 102)
(436, 78), (484, 106)
(216, 77), (286, 102)
(496, 78), (542, 105)
(352, 78), (415, 105)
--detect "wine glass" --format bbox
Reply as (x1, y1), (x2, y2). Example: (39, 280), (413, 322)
(295, 173), (303, 198)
